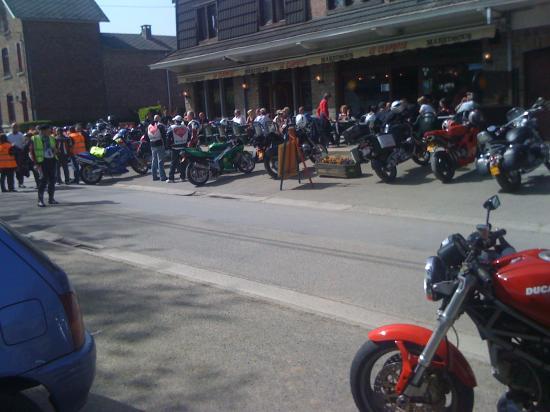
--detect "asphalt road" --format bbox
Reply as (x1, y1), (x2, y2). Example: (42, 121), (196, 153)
(1, 160), (548, 411)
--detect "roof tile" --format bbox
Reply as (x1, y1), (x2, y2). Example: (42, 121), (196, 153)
(3, 0), (108, 22)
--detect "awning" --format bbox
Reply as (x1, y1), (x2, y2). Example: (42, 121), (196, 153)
(178, 25), (496, 83)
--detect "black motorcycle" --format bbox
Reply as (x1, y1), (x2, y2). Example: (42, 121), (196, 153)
(351, 118), (430, 183)
(262, 120), (327, 179)
(476, 98), (550, 192)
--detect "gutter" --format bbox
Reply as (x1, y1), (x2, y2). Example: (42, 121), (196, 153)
(150, 0), (532, 70)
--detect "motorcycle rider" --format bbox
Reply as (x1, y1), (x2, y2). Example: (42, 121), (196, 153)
(148, 114), (167, 181)
(7, 123), (26, 188)
(166, 115), (189, 183)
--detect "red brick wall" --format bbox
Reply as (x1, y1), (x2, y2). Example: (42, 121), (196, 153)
(102, 48), (185, 121)
(23, 21), (107, 122)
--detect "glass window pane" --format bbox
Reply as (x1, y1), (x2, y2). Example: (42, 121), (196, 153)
(261, 0), (273, 25)
(207, 4), (217, 38)
(197, 8), (206, 41)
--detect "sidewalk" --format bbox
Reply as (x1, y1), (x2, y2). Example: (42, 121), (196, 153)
(98, 149), (550, 233)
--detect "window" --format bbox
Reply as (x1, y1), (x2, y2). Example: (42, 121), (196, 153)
(327, 0), (354, 10)
(21, 91), (28, 121)
(2, 47), (10, 76)
(6, 94), (15, 122)
(16, 43), (23, 72)
(197, 3), (217, 41)
(260, 0), (285, 26)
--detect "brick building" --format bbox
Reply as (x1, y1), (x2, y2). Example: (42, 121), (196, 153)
(152, 0), (550, 131)
(0, 0), (184, 127)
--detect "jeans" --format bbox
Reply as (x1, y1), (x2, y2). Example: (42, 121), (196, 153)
(57, 157), (70, 184)
(151, 146), (166, 180)
(0, 168), (15, 192)
(168, 149), (184, 181)
(37, 158), (57, 201)
(71, 156), (80, 183)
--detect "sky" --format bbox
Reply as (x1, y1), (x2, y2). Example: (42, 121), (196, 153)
(96, 0), (177, 36)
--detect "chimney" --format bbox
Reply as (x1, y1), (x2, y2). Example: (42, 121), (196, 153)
(141, 25), (152, 40)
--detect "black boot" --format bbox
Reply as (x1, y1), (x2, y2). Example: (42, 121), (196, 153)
(38, 197), (46, 207)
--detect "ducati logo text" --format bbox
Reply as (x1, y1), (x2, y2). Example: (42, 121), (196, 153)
(525, 285), (550, 296)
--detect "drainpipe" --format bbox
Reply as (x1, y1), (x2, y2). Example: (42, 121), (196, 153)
(219, 78), (226, 118)
(291, 68), (298, 115)
(203, 80), (210, 119)
(166, 69), (172, 114)
(505, 12), (515, 105)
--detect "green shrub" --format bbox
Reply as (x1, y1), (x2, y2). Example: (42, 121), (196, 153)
(18, 120), (53, 132)
(138, 105), (162, 122)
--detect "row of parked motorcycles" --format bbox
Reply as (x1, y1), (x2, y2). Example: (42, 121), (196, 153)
(346, 98), (550, 192)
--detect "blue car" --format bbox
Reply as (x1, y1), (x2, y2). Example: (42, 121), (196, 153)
(0, 220), (96, 411)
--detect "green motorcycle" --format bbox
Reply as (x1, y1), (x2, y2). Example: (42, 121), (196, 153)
(182, 137), (255, 186)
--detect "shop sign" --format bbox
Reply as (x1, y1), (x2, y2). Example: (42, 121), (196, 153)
(179, 25), (496, 84)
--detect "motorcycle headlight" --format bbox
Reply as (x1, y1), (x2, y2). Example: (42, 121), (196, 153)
(424, 256), (448, 301)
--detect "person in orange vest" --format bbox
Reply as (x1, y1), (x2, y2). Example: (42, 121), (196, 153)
(0, 133), (19, 193)
(69, 125), (88, 184)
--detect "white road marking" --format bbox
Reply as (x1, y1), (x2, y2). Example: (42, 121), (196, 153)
(27, 230), (490, 363)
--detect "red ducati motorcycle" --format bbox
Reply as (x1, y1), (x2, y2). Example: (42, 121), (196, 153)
(350, 196), (550, 411)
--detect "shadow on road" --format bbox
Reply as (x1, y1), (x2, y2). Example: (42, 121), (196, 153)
(509, 174), (550, 196)
(390, 164), (433, 186)
(201, 169), (267, 187)
(57, 200), (119, 207)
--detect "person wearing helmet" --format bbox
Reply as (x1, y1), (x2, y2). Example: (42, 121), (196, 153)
(166, 115), (189, 183)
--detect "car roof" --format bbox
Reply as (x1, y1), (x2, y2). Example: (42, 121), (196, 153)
(0, 220), (71, 295)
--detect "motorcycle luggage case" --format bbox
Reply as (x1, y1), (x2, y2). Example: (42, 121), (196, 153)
(493, 249), (550, 329)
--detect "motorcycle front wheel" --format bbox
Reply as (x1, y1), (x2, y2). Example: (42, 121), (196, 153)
(496, 170), (522, 193)
(80, 164), (103, 185)
(186, 160), (210, 186)
(372, 159), (397, 183)
(130, 158), (149, 175)
(263, 148), (279, 179)
(350, 340), (474, 412)
(431, 151), (455, 183)
(236, 152), (256, 174)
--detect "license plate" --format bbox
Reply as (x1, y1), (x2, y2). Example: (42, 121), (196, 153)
(490, 165), (500, 176)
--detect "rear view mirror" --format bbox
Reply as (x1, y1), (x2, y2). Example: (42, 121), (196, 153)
(483, 195), (501, 211)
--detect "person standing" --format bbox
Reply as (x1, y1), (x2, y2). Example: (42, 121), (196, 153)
(148, 114), (167, 181)
(186, 111), (201, 148)
(55, 127), (72, 185)
(29, 125), (58, 207)
(0, 133), (18, 193)
(7, 123), (26, 188)
(69, 126), (87, 184)
(166, 115), (189, 183)
(316, 93), (332, 145)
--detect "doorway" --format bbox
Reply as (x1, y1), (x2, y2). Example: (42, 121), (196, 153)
(525, 47), (550, 139)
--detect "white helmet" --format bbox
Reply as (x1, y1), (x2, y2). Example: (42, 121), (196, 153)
(219, 118), (228, 126)
(390, 100), (403, 113)
(295, 114), (307, 130)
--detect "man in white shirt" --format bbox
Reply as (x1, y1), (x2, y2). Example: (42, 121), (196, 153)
(231, 109), (246, 126)
(7, 123), (26, 188)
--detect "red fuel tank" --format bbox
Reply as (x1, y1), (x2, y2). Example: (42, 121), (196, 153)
(493, 249), (550, 329)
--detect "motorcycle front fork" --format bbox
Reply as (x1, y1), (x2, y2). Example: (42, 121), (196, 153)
(400, 275), (477, 401)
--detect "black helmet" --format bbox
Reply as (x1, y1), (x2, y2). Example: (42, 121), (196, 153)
(506, 126), (535, 144)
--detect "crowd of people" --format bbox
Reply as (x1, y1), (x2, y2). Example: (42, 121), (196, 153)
(0, 123), (89, 206)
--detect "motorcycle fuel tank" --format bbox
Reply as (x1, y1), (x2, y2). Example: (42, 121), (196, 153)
(493, 249), (550, 329)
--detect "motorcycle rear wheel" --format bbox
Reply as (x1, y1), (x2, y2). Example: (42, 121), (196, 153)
(372, 160), (397, 183)
(350, 340), (474, 412)
(130, 158), (149, 175)
(236, 152), (256, 174)
(496, 170), (522, 193)
(80, 164), (103, 185)
(186, 160), (210, 186)
(263, 148), (279, 179)
(431, 151), (455, 183)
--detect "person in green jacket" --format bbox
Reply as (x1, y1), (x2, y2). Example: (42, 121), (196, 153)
(29, 125), (59, 207)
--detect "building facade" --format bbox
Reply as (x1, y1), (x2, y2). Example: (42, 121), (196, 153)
(153, 0), (550, 131)
(0, 0), (184, 127)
